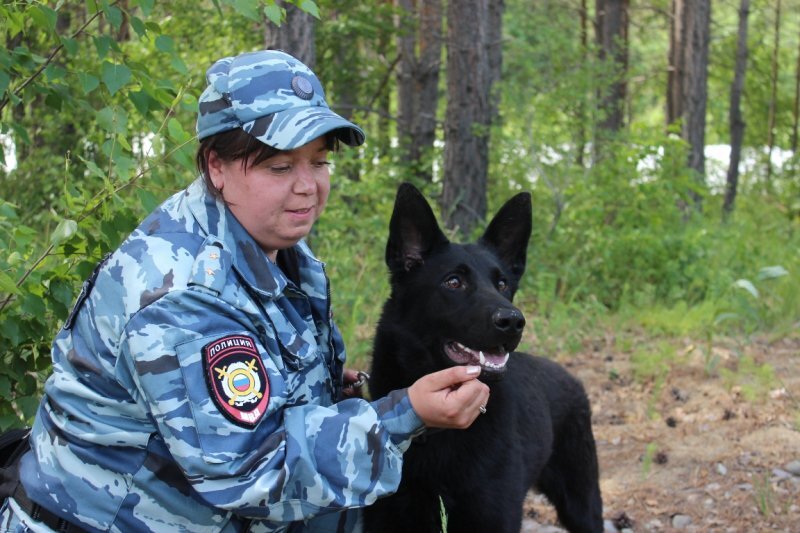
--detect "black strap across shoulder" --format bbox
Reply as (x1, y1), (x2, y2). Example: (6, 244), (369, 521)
(0, 428), (87, 532)
(0, 427), (30, 499)
(12, 483), (88, 533)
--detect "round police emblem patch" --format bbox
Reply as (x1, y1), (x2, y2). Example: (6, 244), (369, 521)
(203, 335), (270, 427)
(291, 75), (314, 100)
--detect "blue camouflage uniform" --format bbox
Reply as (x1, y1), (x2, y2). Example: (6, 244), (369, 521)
(3, 50), (423, 532)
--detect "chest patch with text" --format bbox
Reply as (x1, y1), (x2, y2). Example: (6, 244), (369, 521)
(203, 335), (270, 427)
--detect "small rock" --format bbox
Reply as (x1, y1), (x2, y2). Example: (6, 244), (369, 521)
(715, 463), (727, 476)
(705, 482), (721, 492)
(784, 460), (800, 476)
(671, 387), (689, 402)
(671, 514), (692, 529)
(645, 518), (663, 530)
(537, 526), (565, 533)
(772, 468), (791, 480)
(603, 519), (619, 532)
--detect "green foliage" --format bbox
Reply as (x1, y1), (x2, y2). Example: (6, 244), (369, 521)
(720, 356), (777, 403)
(640, 442), (660, 478)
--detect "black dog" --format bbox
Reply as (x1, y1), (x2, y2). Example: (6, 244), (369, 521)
(364, 184), (603, 533)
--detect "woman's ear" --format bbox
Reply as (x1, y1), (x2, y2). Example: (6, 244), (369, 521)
(207, 150), (225, 192)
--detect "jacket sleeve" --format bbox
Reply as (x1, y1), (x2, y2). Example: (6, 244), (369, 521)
(116, 287), (424, 524)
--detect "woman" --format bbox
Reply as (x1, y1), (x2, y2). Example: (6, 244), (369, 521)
(2, 50), (489, 532)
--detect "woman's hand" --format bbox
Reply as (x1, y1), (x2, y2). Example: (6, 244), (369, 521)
(407, 366), (490, 429)
(342, 368), (368, 398)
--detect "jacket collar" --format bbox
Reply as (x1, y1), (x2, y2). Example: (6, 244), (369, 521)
(184, 177), (322, 298)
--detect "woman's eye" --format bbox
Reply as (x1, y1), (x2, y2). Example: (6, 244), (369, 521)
(313, 160), (330, 169)
(269, 165), (291, 174)
(444, 275), (463, 290)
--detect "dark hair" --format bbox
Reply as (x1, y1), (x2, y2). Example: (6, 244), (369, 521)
(196, 129), (340, 198)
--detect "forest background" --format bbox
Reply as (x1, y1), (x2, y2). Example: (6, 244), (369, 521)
(0, 0), (798, 435)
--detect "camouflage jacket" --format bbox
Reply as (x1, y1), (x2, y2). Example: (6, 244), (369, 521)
(19, 178), (423, 532)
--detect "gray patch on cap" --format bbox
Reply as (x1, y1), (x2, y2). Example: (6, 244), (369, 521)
(291, 76), (314, 100)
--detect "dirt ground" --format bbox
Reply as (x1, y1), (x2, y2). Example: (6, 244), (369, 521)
(521, 335), (800, 532)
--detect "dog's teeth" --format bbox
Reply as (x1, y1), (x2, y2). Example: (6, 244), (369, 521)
(479, 351), (486, 365)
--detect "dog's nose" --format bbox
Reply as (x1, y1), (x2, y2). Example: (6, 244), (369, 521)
(492, 308), (525, 333)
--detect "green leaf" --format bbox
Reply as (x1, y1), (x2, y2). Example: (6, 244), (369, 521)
(136, 188), (159, 213)
(714, 312), (740, 326)
(21, 292), (46, 317)
(93, 35), (113, 59)
(0, 376), (10, 399)
(51, 219), (78, 246)
(132, 0), (155, 16)
(112, 154), (135, 178)
(17, 395), (40, 421)
(170, 56), (188, 75)
(0, 270), (20, 295)
(103, 4), (124, 30)
(49, 278), (76, 314)
(81, 157), (106, 179)
(96, 106), (128, 134)
(77, 72), (100, 94)
(155, 35), (175, 53)
(101, 61), (132, 95)
(299, 0), (320, 18)
(733, 279), (759, 299)
(45, 65), (66, 82)
(756, 265), (788, 281)
(116, 134), (132, 152)
(264, 3), (283, 25)
(167, 118), (190, 142)
(61, 37), (79, 56)
(0, 71), (9, 95)
(234, 0), (262, 21)
(129, 89), (153, 115)
(130, 16), (147, 37)
(30, 5), (58, 31)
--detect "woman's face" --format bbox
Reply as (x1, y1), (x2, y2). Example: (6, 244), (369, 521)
(208, 136), (331, 260)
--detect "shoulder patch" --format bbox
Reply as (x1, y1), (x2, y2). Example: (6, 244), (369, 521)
(203, 335), (270, 427)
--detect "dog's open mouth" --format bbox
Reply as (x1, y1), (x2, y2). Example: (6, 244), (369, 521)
(444, 341), (509, 375)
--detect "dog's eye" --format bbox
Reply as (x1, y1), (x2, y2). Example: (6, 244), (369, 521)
(497, 278), (509, 291)
(443, 275), (463, 290)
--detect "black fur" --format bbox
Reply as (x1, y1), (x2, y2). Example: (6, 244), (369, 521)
(364, 184), (603, 533)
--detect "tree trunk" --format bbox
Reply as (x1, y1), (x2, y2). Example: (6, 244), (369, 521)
(723, 0), (750, 219)
(683, 0), (711, 210)
(765, 0), (781, 184)
(264, 1), (316, 68)
(666, 0), (685, 127)
(485, 0), (504, 124)
(396, 0), (442, 182)
(577, 0), (589, 167)
(442, 0), (503, 237)
(595, 0), (629, 138)
(792, 25), (800, 154)
(395, 0), (416, 153)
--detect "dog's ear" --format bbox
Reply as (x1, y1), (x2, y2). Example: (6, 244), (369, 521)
(479, 192), (532, 281)
(386, 183), (449, 272)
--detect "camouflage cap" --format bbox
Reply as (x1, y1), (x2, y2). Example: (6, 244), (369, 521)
(196, 50), (365, 149)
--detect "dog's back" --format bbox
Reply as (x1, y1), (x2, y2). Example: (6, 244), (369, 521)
(364, 184), (603, 533)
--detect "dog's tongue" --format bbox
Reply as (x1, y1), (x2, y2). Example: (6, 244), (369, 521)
(445, 342), (509, 371)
